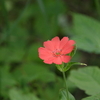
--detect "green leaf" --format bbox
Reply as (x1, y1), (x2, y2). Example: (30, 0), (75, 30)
(60, 89), (75, 100)
(43, 77), (63, 100)
(26, 43), (41, 61)
(66, 79), (76, 92)
(56, 63), (64, 72)
(56, 62), (86, 72)
(7, 47), (25, 62)
(82, 93), (100, 100)
(34, 16), (58, 40)
(69, 66), (100, 95)
(9, 88), (40, 100)
(0, 66), (16, 96)
(64, 62), (87, 71)
(0, 47), (9, 62)
(12, 63), (55, 83)
(71, 13), (100, 54)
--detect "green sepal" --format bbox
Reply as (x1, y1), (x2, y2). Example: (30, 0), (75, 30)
(56, 63), (64, 72)
(56, 62), (87, 72)
(59, 88), (75, 100)
(68, 45), (77, 58)
(63, 62), (87, 72)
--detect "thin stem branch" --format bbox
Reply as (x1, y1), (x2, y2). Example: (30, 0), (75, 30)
(62, 71), (69, 100)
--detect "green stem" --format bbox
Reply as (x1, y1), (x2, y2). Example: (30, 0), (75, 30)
(62, 71), (69, 100)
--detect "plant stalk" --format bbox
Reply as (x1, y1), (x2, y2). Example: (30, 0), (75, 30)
(62, 71), (69, 100)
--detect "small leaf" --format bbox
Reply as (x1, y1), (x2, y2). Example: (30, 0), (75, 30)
(56, 63), (64, 72)
(59, 89), (75, 100)
(64, 62), (87, 72)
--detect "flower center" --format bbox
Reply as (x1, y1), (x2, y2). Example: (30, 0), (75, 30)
(52, 49), (62, 57)
(56, 52), (60, 55)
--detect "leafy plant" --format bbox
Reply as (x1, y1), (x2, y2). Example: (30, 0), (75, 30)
(71, 13), (100, 54)
(69, 66), (100, 99)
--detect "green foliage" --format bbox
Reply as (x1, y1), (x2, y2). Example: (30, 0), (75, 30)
(69, 66), (100, 95)
(12, 62), (56, 83)
(11, 63), (64, 100)
(9, 88), (40, 100)
(82, 93), (100, 100)
(1, 0), (100, 100)
(71, 13), (100, 54)
(0, 66), (16, 96)
(69, 45), (77, 58)
(26, 43), (41, 62)
(64, 62), (86, 72)
(60, 89), (75, 100)
(27, 0), (67, 40)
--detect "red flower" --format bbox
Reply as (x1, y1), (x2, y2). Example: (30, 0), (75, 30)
(38, 36), (75, 64)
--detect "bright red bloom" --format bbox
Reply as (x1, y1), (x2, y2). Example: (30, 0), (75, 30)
(38, 36), (75, 64)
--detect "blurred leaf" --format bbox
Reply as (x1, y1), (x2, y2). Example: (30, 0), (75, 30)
(34, 16), (59, 40)
(34, 0), (67, 40)
(27, 43), (41, 61)
(71, 13), (100, 53)
(0, 46), (25, 63)
(60, 89), (75, 100)
(69, 66), (100, 95)
(9, 88), (40, 100)
(82, 93), (100, 100)
(5, 0), (13, 11)
(7, 47), (25, 62)
(0, 66), (16, 96)
(41, 77), (63, 100)
(82, 94), (100, 100)
(8, 27), (28, 48)
(12, 63), (55, 83)
(44, 0), (67, 16)
(8, 0), (30, 35)
(0, 47), (9, 62)
(66, 79), (76, 92)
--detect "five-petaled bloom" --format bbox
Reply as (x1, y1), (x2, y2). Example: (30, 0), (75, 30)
(38, 36), (75, 64)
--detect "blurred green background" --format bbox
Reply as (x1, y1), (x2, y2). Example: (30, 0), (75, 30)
(0, 0), (100, 100)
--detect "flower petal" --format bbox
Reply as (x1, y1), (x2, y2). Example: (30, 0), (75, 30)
(61, 40), (75, 54)
(51, 36), (60, 49)
(38, 47), (52, 60)
(60, 37), (69, 49)
(61, 55), (71, 63)
(62, 46), (74, 54)
(43, 57), (55, 64)
(44, 60), (53, 64)
(68, 40), (75, 45)
(53, 57), (62, 64)
(43, 41), (54, 51)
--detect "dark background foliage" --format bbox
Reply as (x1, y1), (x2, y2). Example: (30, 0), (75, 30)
(0, 0), (100, 100)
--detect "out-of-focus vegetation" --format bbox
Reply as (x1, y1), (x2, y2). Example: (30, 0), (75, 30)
(0, 0), (100, 100)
